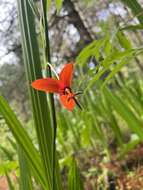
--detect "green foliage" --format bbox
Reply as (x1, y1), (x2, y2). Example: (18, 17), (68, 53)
(76, 30), (143, 93)
(102, 87), (143, 139)
(68, 157), (83, 190)
(17, 0), (61, 189)
(0, 145), (14, 161)
(5, 172), (15, 190)
(0, 95), (47, 188)
(121, 24), (143, 31)
(56, 75), (143, 162)
(116, 31), (132, 50)
(118, 135), (140, 159)
(18, 146), (33, 190)
(55, 0), (63, 12)
(0, 161), (18, 176)
(46, 0), (63, 12)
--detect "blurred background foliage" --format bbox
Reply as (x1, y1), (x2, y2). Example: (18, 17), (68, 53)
(0, 0), (143, 189)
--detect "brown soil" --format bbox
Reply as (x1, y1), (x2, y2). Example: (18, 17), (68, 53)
(80, 144), (143, 190)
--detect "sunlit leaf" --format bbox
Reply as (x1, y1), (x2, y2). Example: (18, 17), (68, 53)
(121, 24), (143, 31)
(55, 0), (63, 12)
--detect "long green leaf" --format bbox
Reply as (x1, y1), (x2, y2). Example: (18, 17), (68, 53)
(0, 95), (47, 188)
(103, 87), (143, 139)
(121, 24), (143, 31)
(18, 146), (33, 190)
(101, 57), (132, 88)
(117, 31), (132, 50)
(68, 157), (84, 190)
(5, 172), (15, 190)
(16, 0), (60, 189)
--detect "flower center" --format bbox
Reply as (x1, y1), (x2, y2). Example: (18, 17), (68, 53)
(64, 87), (72, 95)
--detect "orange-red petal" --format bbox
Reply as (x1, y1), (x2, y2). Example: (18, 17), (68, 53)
(31, 78), (61, 93)
(60, 94), (75, 111)
(59, 63), (73, 87)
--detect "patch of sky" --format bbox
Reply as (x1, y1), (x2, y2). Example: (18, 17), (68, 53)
(109, 3), (127, 18)
(63, 24), (80, 50)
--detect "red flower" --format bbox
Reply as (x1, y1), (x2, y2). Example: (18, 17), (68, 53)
(31, 63), (82, 111)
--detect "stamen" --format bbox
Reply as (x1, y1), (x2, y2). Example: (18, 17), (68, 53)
(73, 97), (82, 110)
(74, 91), (83, 96)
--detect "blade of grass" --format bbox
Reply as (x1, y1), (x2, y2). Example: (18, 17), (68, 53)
(18, 146), (33, 190)
(0, 145), (14, 161)
(116, 31), (132, 50)
(121, 24), (143, 31)
(40, 0), (62, 189)
(68, 157), (84, 190)
(0, 95), (47, 189)
(101, 57), (132, 88)
(5, 172), (15, 190)
(0, 161), (18, 176)
(103, 87), (143, 139)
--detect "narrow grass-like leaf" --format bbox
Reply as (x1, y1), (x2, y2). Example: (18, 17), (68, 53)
(0, 95), (47, 189)
(68, 157), (84, 190)
(0, 161), (18, 176)
(27, 0), (40, 20)
(47, 0), (51, 10)
(121, 24), (143, 31)
(55, 0), (63, 12)
(7, 137), (17, 150)
(40, 0), (62, 189)
(101, 49), (134, 67)
(5, 172), (15, 190)
(0, 145), (14, 161)
(103, 87), (143, 139)
(101, 93), (124, 146)
(16, 0), (60, 189)
(117, 31), (132, 49)
(76, 38), (105, 65)
(18, 146), (33, 190)
(101, 57), (132, 88)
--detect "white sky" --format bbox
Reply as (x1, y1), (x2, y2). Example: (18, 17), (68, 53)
(0, 0), (17, 65)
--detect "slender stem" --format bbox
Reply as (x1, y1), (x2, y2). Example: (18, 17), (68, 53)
(41, 0), (57, 189)
(46, 62), (59, 80)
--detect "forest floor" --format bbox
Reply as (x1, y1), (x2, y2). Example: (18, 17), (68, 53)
(80, 143), (143, 190)
(1, 144), (143, 189)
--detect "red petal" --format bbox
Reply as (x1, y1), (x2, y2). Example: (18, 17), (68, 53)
(31, 78), (60, 93)
(59, 63), (73, 87)
(60, 95), (75, 111)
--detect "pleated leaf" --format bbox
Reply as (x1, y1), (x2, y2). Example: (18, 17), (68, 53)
(68, 157), (84, 190)
(16, 0), (61, 189)
(18, 146), (33, 190)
